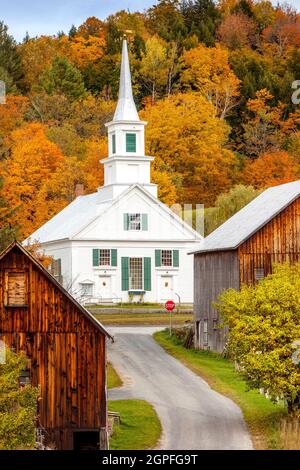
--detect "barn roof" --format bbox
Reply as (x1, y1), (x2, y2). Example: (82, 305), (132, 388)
(0, 242), (114, 341)
(190, 180), (300, 254)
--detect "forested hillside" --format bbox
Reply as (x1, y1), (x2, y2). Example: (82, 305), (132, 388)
(1, 0), (300, 245)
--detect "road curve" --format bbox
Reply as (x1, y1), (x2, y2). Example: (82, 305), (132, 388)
(108, 326), (253, 450)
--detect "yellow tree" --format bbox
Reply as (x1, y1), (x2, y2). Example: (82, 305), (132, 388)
(66, 35), (106, 69)
(141, 93), (236, 205)
(140, 36), (170, 103)
(181, 43), (240, 118)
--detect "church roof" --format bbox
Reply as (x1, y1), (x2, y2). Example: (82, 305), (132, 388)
(190, 180), (300, 254)
(26, 192), (111, 243)
(113, 39), (140, 122)
(26, 184), (202, 244)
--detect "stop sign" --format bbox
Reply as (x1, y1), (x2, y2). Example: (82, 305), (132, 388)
(165, 300), (175, 312)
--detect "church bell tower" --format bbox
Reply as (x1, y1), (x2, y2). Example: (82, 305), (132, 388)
(100, 39), (157, 200)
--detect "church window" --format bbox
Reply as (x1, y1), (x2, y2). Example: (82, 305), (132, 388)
(155, 250), (179, 268)
(161, 250), (173, 267)
(4, 271), (28, 307)
(80, 283), (93, 297)
(112, 134), (116, 154)
(129, 258), (143, 290)
(128, 213), (141, 231)
(99, 249), (111, 266)
(126, 133), (136, 152)
(49, 258), (62, 284)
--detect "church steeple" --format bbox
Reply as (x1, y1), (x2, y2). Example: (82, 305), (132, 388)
(113, 39), (140, 122)
(100, 38), (157, 200)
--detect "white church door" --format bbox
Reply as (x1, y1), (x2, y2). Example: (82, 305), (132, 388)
(99, 276), (112, 300)
(160, 275), (174, 302)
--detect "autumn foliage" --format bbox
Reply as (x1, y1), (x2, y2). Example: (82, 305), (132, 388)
(0, 1), (300, 243)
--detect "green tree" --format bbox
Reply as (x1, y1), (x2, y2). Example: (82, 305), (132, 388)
(205, 184), (261, 235)
(0, 349), (39, 449)
(181, 0), (220, 46)
(146, 0), (187, 42)
(41, 57), (87, 100)
(0, 22), (23, 88)
(216, 263), (300, 416)
(0, 176), (19, 251)
(0, 66), (18, 94)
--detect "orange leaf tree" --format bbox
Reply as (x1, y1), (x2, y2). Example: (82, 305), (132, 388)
(141, 92), (236, 205)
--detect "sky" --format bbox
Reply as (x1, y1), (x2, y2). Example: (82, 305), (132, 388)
(1, 0), (300, 43)
(0, 0), (158, 42)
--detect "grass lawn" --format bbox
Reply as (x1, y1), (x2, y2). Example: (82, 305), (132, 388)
(94, 312), (192, 326)
(109, 400), (162, 450)
(154, 330), (287, 450)
(108, 362), (123, 389)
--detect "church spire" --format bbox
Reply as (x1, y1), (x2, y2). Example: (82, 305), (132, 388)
(113, 38), (140, 122)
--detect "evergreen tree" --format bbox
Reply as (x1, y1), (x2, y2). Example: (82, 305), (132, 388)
(69, 25), (78, 38)
(0, 22), (23, 89)
(0, 177), (19, 251)
(41, 57), (87, 100)
(181, 0), (220, 46)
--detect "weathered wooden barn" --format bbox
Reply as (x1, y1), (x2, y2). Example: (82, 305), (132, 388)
(0, 241), (113, 450)
(192, 180), (300, 353)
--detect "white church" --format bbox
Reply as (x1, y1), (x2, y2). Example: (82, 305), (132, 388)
(26, 39), (202, 304)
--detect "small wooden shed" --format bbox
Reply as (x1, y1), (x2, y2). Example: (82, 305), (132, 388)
(0, 241), (113, 450)
(191, 181), (300, 353)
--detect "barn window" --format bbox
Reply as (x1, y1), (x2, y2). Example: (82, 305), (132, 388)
(19, 368), (31, 388)
(254, 267), (265, 282)
(4, 272), (28, 307)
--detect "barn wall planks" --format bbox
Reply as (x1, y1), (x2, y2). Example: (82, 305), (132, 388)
(194, 196), (300, 352)
(194, 250), (239, 352)
(0, 245), (107, 450)
(239, 197), (300, 284)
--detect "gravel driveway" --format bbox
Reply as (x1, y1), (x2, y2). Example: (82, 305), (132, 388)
(108, 326), (253, 450)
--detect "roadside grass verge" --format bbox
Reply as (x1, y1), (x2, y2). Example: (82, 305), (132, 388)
(109, 400), (162, 450)
(88, 303), (163, 309)
(108, 362), (123, 389)
(154, 330), (287, 450)
(94, 312), (192, 326)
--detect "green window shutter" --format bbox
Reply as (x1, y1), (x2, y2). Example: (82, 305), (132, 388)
(173, 250), (179, 267)
(144, 257), (151, 291)
(93, 249), (99, 267)
(121, 257), (129, 291)
(112, 134), (116, 154)
(124, 213), (129, 230)
(126, 133), (136, 152)
(155, 250), (161, 267)
(111, 249), (118, 267)
(142, 214), (148, 231)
